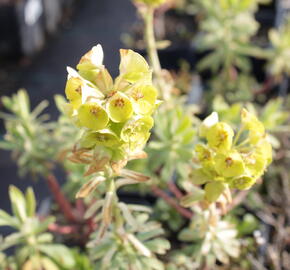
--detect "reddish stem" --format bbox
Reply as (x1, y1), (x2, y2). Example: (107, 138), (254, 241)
(76, 199), (85, 216)
(255, 76), (274, 95)
(48, 223), (78, 234)
(152, 185), (193, 219)
(46, 174), (77, 223)
(168, 181), (183, 199)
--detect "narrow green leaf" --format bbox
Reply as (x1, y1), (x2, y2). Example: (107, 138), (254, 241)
(144, 238), (170, 255)
(0, 210), (19, 228)
(137, 227), (164, 242)
(9, 186), (27, 222)
(39, 244), (75, 267)
(180, 189), (205, 207)
(84, 199), (104, 219)
(25, 187), (36, 217)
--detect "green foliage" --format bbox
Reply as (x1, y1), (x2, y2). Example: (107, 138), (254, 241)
(268, 18), (290, 79)
(147, 102), (198, 183)
(194, 0), (268, 102)
(209, 73), (258, 103)
(87, 203), (170, 270)
(173, 207), (240, 268)
(0, 91), (81, 178)
(71, 250), (94, 270)
(0, 90), (56, 177)
(0, 186), (75, 269)
(153, 198), (185, 231)
(196, 0), (262, 73)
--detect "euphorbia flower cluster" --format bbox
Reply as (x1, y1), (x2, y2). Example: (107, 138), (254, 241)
(64, 45), (158, 176)
(193, 109), (272, 202)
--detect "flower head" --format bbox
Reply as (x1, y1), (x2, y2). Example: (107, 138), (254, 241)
(63, 45), (159, 176)
(191, 109), (272, 202)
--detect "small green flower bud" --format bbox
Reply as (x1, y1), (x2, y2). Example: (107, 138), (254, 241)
(78, 102), (109, 130)
(121, 116), (154, 151)
(195, 144), (216, 174)
(195, 144), (213, 163)
(80, 129), (121, 148)
(214, 150), (245, 178)
(206, 122), (234, 151)
(129, 84), (158, 115)
(242, 151), (266, 179)
(231, 175), (256, 190)
(65, 77), (82, 109)
(106, 92), (133, 123)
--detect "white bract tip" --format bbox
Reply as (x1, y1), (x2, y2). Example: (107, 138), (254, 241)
(81, 84), (104, 104)
(203, 112), (219, 128)
(66, 66), (79, 79)
(91, 44), (104, 67)
(199, 112), (219, 137)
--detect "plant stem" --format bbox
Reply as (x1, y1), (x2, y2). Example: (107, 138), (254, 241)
(152, 185), (193, 219)
(168, 181), (183, 199)
(144, 6), (170, 100)
(102, 178), (116, 226)
(208, 203), (219, 226)
(46, 174), (77, 223)
(255, 76), (274, 95)
(144, 7), (161, 75)
(48, 223), (77, 234)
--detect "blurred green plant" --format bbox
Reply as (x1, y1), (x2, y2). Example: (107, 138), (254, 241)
(147, 102), (198, 183)
(195, 0), (268, 102)
(87, 203), (169, 270)
(178, 206), (240, 267)
(0, 90), (81, 178)
(153, 198), (185, 231)
(268, 18), (290, 80)
(0, 90), (56, 177)
(0, 186), (75, 269)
